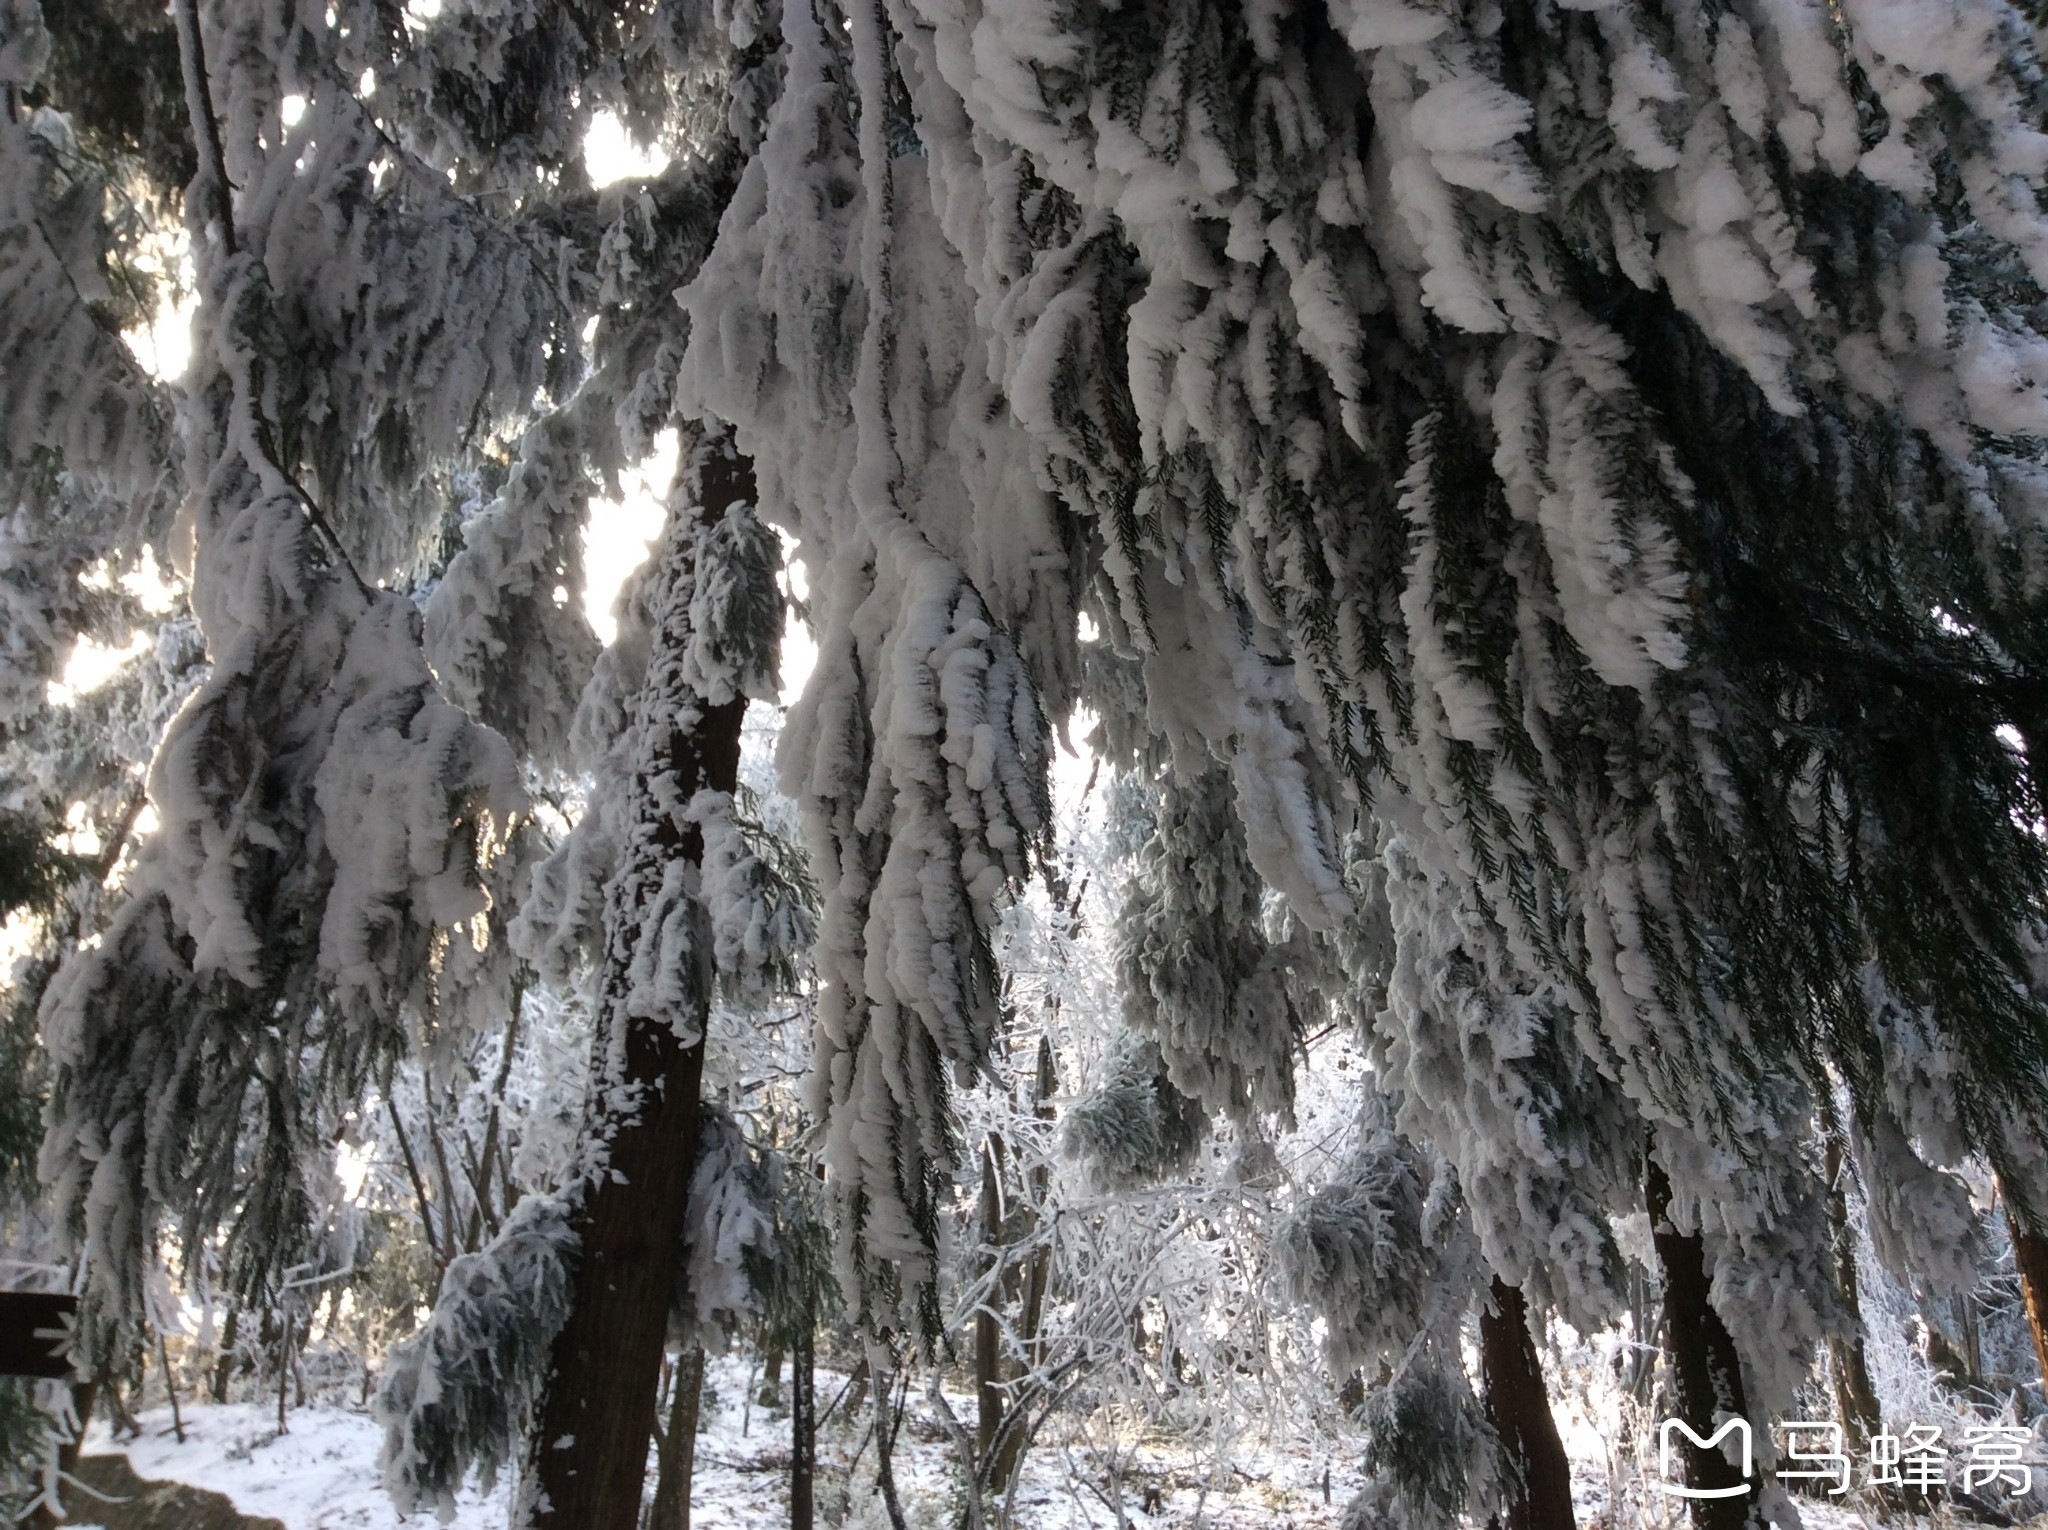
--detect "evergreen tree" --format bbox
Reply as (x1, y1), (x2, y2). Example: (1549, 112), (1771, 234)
(1274, 1093), (1506, 1530)
(671, 0), (2048, 1464)
(22, 0), (2048, 1526)
(8, 1), (780, 1521)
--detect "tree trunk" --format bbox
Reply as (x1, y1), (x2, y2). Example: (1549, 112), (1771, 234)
(159, 1329), (186, 1444)
(210, 1306), (238, 1403)
(790, 1323), (815, 1530)
(524, 445), (755, 1530)
(1998, 1174), (2048, 1391)
(975, 1145), (1004, 1464)
(1818, 1121), (1881, 1451)
(871, 1369), (911, 1530)
(759, 1344), (784, 1409)
(1479, 1276), (1576, 1530)
(1646, 1156), (1757, 1530)
(647, 1349), (704, 1530)
(1912, 1286), (1985, 1396)
(1016, 1036), (1058, 1369)
(988, 1037), (1057, 1499)
(106, 1367), (140, 1440)
(276, 1307), (293, 1434)
(1337, 1370), (1366, 1415)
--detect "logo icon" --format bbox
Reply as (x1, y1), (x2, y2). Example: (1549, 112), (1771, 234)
(1656, 1418), (1754, 1499)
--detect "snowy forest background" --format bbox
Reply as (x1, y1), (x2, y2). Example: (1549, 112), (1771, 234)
(6, 0), (2048, 1527)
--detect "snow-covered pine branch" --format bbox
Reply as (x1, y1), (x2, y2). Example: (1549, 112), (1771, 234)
(34, 1), (527, 1358)
(1060, 1033), (1207, 1191)
(672, 0), (1067, 1344)
(1273, 1093), (1505, 1530)
(0, 101), (173, 517)
(1114, 766), (1342, 1126)
(660, 0), (2048, 1405)
(377, 1193), (578, 1521)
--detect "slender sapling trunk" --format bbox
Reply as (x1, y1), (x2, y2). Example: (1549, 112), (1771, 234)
(648, 1348), (705, 1530)
(791, 1321), (815, 1530)
(975, 1145), (1004, 1463)
(1820, 1131), (1881, 1451)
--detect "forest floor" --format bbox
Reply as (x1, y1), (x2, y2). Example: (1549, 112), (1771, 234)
(59, 1355), (2029, 1530)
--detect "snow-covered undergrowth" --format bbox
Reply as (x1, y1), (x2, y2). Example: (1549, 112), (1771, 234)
(71, 1352), (1972, 1530)
(74, 1353), (1373, 1529)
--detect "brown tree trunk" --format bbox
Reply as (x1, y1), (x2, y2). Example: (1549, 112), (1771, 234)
(1337, 1370), (1367, 1415)
(2003, 1195), (2048, 1390)
(1821, 1135), (1881, 1452)
(525, 445), (755, 1530)
(648, 1349), (705, 1530)
(790, 1323), (815, 1530)
(210, 1306), (238, 1403)
(1479, 1277), (1576, 1530)
(159, 1329), (186, 1444)
(1646, 1156), (1757, 1530)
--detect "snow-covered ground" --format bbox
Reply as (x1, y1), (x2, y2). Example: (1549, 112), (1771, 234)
(75, 1400), (500, 1528)
(69, 1353), (1368, 1529)
(66, 1356), (1976, 1530)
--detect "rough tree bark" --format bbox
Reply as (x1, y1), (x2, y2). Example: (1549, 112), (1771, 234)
(523, 446), (756, 1530)
(648, 1349), (705, 1530)
(1997, 1171), (2048, 1391)
(1816, 1116), (1881, 1454)
(1479, 1277), (1576, 1530)
(790, 1320), (815, 1530)
(1646, 1156), (1758, 1530)
(210, 1307), (238, 1404)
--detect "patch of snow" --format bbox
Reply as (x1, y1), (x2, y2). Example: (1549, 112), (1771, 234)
(84, 1354), (1970, 1530)
(90, 1403), (509, 1528)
